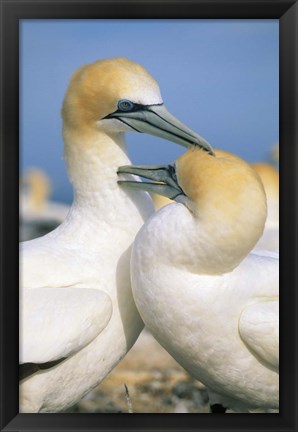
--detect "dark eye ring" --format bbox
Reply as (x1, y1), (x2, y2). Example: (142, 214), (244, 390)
(118, 99), (134, 112)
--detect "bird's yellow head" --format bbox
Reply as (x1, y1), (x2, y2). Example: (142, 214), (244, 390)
(62, 57), (162, 130)
(176, 148), (257, 209)
(175, 148), (267, 259)
(61, 57), (214, 154)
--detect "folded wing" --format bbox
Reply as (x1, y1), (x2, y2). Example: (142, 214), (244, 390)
(20, 288), (112, 367)
(239, 300), (279, 372)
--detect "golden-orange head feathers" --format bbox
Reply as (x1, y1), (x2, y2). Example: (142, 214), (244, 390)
(175, 148), (267, 259)
(62, 58), (162, 130)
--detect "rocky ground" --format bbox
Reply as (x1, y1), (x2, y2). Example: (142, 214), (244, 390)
(66, 330), (211, 413)
(66, 330), (278, 414)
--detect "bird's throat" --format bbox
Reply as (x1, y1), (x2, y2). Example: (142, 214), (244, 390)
(63, 127), (131, 207)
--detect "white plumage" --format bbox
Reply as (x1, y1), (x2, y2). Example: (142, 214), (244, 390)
(20, 288), (112, 365)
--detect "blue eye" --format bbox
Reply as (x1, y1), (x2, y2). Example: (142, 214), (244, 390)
(118, 99), (134, 111)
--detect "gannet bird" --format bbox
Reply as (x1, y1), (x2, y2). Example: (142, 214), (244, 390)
(20, 168), (70, 241)
(252, 163), (279, 251)
(20, 57), (213, 412)
(118, 148), (279, 413)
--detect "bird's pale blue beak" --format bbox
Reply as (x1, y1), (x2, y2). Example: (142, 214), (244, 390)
(105, 103), (214, 155)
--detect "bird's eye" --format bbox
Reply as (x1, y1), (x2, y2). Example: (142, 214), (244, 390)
(118, 100), (134, 112)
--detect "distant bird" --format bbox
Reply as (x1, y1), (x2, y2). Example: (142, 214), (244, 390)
(19, 57), (213, 412)
(118, 147), (279, 413)
(252, 163), (279, 252)
(271, 143), (279, 164)
(20, 168), (70, 241)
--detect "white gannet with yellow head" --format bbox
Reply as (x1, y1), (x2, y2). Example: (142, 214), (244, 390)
(118, 148), (279, 412)
(20, 58), (214, 412)
(252, 163), (279, 251)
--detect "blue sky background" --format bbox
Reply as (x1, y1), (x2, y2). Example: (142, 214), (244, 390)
(20, 20), (279, 204)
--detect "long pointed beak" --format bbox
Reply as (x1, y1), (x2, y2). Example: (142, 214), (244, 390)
(117, 164), (185, 201)
(106, 103), (214, 155)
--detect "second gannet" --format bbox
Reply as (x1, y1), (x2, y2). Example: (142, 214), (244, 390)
(118, 148), (279, 413)
(20, 57), (213, 412)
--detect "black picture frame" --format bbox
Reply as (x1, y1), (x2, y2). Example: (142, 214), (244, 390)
(1, 0), (297, 431)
